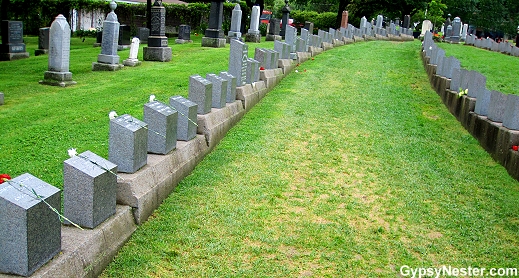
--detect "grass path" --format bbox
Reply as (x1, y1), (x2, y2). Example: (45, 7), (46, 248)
(101, 40), (519, 277)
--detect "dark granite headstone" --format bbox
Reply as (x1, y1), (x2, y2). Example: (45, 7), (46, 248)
(108, 114), (148, 173)
(403, 15), (410, 29)
(169, 96), (198, 141)
(144, 0), (172, 61)
(0, 92), (4, 105)
(474, 89), (491, 116)
(189, 75), (213, 115)
(35, 27), (49, 56)
(304, 21), (314, 34)
(202, 0), (226, 47)
(266, 18), (281, 41)
(144, 101), (178, 154)
(118, 24), (131, 46)
(488, 90), (507, 123)
(503, 95), (519, 130)
(178, 24), (191, 41)
(63, 150), (117, 229)
(0, 173), (61, 276)
(449, 68), (461, 91)
(0, 20), (29, 60)
(138, 27), (149, 43)
(280, 0), (291, 37)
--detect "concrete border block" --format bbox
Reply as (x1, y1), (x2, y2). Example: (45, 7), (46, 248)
(197, 100), (245, 150)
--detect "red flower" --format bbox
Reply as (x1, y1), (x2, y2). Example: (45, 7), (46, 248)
(260, 67), (265, 70)
(0, 174), (11, 184)
(512, 145), (518, 151)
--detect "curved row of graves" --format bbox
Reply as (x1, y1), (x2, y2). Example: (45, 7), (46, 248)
(0, 11), (414, 278)
(421, 31), (519, 182)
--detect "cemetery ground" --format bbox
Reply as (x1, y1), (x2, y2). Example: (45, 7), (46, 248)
(1, 36), (519, 277)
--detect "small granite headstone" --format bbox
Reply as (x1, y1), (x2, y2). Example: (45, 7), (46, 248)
(467, 71), (486, 98)
(246, 58), (260, 84)
(274, 40), (290, 59)
(118, 24), (131, 49)
(0, 20), (29, 61)
(449, 68), (461, 91)
(169, 96), (198, 141)
(459, 69), (470, 91)
(40, 14), (77, 87)
(0, 92), (3, 105)
(63, 150), (117, 229)
(285, 25), (297, 53)
(109, 114), (148, 173)
(503, 95), (519, 130)
(176, 25), (192, 44)
(228, 39), (248, 87)
(138, 27), (150, 44)
(0, 173), (61, 276)
(219, 71), (237, 103)
(254, 48), (268, 69)
(144, 101), (178, 154)
(474, 89), (491, 116)
(35, 27), (49, 56)
(266, 18), (281, 41)
(206, 73), (227, 108)
(304, 21), (314, 34)
(189, 75), (213, 115)
(442, 56), (460, 79)
(488, 90), (507, 123)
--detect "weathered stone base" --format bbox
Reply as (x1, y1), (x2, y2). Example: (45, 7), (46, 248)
(245, 33), (261, 43)
(175, 39), (193, 44)
(353, 36), (365, 42)
(259, 68), (283, 91)
(278, 59), (295, 74)
(0, 52), (29, 61)
(201, 37), (226, 48)
(266, 34), (282, 41)
(321, 42), (334, 51)
(39, 71), (77, 87)
(296, 52), (311, 64)
(143, 47), (172, 62)
(92, 62), (124, 71)
(308, 46), (323, 56)
(123, 59), (142, 67)
(35, 49), (48, 56)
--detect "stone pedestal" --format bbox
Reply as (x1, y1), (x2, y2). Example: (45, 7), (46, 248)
(202, 0), (226, 48)
(144, 2), (172, 61)
(92, 1), (123, 71)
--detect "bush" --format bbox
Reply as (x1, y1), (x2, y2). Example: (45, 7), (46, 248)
(290, 10), (337, 33)
(259, 23), (268, 36)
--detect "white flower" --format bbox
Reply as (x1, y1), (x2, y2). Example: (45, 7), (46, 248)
(429, 46), (432, 50)
(68, 148), (78, 158)
(295, 70), (299, 73)
(149, 94), (156, 102)
(109, 111), (118, 120)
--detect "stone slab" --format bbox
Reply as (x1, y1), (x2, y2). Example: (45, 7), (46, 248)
(196, 100), (245, 150)
(143, 47), (172, 62)
(236, 84), (259, 112)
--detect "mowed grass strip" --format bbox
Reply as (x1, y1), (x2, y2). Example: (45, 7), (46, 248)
(101, 40), (519, 277)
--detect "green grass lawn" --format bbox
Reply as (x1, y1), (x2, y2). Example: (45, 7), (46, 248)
(96, 41), (518, 277)
(437, 42), (519, 95)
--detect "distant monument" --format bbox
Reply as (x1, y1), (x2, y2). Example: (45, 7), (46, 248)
(0, 20), (29, 61)
(202, 0), (226, 47)
(143, 0), (172, 61)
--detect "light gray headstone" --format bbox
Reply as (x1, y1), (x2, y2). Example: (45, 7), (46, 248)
(474, 89), (491, 116)
(248, 5), (260, 35)
(169, 96), (197, 141)
(285, 25), (297, 52)
(488, 91), (508, 123)
(228, 4), (242, 39)
(274, 40), (290, 59)
(0, 173), (61, 277)
(296, 37), (307, 52)
(467, 71), (486, 98)
(246, 58), (260, 84)
(376, 15), (383, 28)
(206, 73), (228, 108)
(228, 39), (248, 86)
(254, 48), (267, 69)
(188, 75), (213, 115)
(436, 54), (445, 76)
(450, 68), (461, 91)
(43, 14), (74, 84)
(144, 101), (178, 154)
(63, 150), (117, 228)
(503, 94), (519, 130)
(0, 92), (3, 105)
(108, 114), (148, 173)
(128, 37), (140, 60)
(98, 8), (120, 65)
(219, 72), (237, 103)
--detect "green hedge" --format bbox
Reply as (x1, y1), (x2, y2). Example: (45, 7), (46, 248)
(291, 10), (337, 33)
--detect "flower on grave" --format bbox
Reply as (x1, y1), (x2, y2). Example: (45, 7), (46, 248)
(260, 66), (265, 70)
(109, 111), (118, 120)
(68, 148), (78, 158)
(195, 33), (198, 36)
(0, 174), (11, 184)
(67, 148), (122, 180)
(149, 94), (156, 102)
(512, 145), (518, 151)
(295, 70), (299, 73)
(457, 88), (468, 98)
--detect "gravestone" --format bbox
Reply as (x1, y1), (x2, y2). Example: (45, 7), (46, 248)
(202, 0), (226, 47)
(123, 37), (142, 67)
(467, 71), (486, 98)
(304, 21), (314, 35)
(436, 53), (445, 77)
(144, 101), (178, 154)
(63, 150), (117, 229)
(189, 75), (213, 115)
(421, 20), (432, 37)
(301, 28), (309, 45)
(449, 68), (461, 91)
(109, 114), (148, 173)
(360, 16), (367, 28)
(138, 27), (149, 44)
(403, 15), (410, 29)
(219, 71), (237, 103)
(0, 92), (3, 105)
(267, 49), (279, 70)
(144, 0), (172, 61)
(442, 56), (460, 79)
(246, 58), (260, 84)
(228, 39), (248, 87)
(35, 27), (49, 56)
(118, 24), (131, 50)
(376, 15), (383, 28)
(227, 4), (242, 41)
(176, 25), (192, 44)
(254, 48), (268, 69)
(169, 96), (198, 141)
(450, 17), (461, 43)
(461, 24), (468, 41)
(296, 37), (307, 52)
(266, 18), (281, 41)
(341, 11), (348, 29)
(274, 40), (290, 59)
(474, 89), (491, 116)
(285, 25), (297, 54)
(92, 1), (123, 71)
(459, 69), (470, 91)
(488, 91), (507, 123)
(39, 14), (77, 87)
(503, 95), (519, 130)
(0, 173), (61, 276)
(280, 0), (290, 38)
(206, 73), (227, 108)
(245, 5), (261, 43)
(0, 20), (29, 61)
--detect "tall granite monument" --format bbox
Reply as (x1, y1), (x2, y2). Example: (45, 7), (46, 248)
(202, 0), (226, 48)
(92, 0), (123, 71)
(144, 0), (172, 61)
(245, 5), (261, 43)
(0, 20), (29, 61)
(280, 0), (290, 38)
